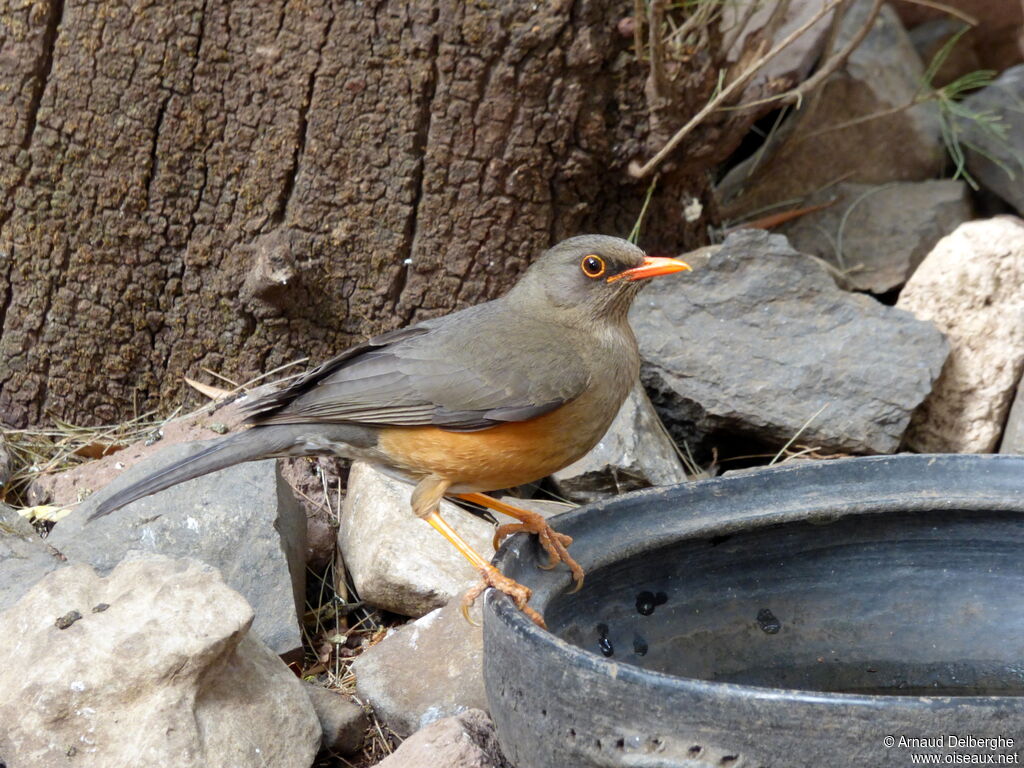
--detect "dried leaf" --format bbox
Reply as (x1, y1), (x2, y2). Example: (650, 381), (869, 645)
(184, 377), (232, 401)
(73, 442), (126, 459)
(18, 504), (73, 522)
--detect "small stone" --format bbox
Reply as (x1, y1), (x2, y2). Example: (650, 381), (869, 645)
(551, 383), (688, 503)
(0, 502), (36, 538)
(898, 216), (1024, 452)
(305, 513), (338, 573)
(631, 230), (949, 456)
(376, 709), (509, 768)
(302, 682), (367, 756)
(208, 422), (229, 435)
(616, 16), (636, 38)
(353, 599), (486, 738)
(54, 609), (82, 629)
(91, 602), (110, 613)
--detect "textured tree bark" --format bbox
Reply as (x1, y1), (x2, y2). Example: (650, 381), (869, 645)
(1, 0), (723, 428)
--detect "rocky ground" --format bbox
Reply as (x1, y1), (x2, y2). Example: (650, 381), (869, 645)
(2, 1), (1024, 766)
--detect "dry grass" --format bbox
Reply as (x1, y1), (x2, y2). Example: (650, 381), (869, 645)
(0, 359), (312, 509)
(294, 459), (407, 767)
(1, 408), (179, 508)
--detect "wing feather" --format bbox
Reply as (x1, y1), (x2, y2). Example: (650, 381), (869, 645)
(243, 303), (588, 431)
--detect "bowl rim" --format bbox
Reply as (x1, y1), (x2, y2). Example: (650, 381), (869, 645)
(485, 452), (1024, 709)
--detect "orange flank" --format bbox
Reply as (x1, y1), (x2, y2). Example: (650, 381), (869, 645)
(377, 393), (606, 492)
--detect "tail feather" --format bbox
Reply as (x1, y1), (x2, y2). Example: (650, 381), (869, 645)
(85, 426), (297, 522)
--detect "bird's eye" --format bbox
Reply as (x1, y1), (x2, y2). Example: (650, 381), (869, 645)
(581, 254), (606, 278)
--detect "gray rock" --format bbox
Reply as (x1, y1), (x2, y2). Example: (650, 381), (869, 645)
(0, 502), (35, 537)
(339, 461), (493, 617)
(896, 0), (1024, 73)
(898, 216), (1024, 453)
(631, 230), (949, 456)
(778, 180), (973, 294)
(719, 0), (944, 219)
(1001, 376), (1024, 454)
(551, 383), (688, 503)
(377, 709), (508, 768)
(956, 65), (1024, 216)
(0, 504), (66, 613)
(0, 556), (320, 768)
(722, 0), (837, 96)
(47, 442), (307, 655)
(303, 682), (367, 756)
(353, 599), (486, 738)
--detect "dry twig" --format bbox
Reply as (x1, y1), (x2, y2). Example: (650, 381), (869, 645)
(629, 0), (849, 179)
(629, 0), (889, 180)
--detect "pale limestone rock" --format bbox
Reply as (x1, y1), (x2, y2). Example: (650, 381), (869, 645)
(376, 709), (508, 768)
(47, 443), (307, 656)
(0, 556), (320, 768)
(552, 383), (687, 503)
(339, 461), (494, 617)
(353, 599), (486, 737)
(898, 216), (1024, 452)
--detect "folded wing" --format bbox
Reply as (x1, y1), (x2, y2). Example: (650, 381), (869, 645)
(242, 303), (588, 432)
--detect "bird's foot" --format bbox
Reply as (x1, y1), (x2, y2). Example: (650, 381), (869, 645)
(462, 565), (545, 629)
(494, 510), (585, 593)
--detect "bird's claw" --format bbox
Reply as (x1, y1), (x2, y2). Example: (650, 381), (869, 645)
(461, 565), (545, 629)
(493, 516), (585, 593)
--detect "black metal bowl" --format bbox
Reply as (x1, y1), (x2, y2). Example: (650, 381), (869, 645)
(484, 454), (1024, 768)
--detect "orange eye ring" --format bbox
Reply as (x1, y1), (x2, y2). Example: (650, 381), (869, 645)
(580, 254), (606, 278)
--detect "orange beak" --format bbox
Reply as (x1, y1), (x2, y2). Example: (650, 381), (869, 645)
(607, 255), (692, 283)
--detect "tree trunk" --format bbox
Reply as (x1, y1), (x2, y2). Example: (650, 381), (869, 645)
(0, 0), (719, 428)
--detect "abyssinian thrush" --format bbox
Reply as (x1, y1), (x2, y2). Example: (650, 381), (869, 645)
(87, 235), (691, 625)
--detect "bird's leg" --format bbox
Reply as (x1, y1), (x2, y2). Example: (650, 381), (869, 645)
(456, 492), (584, 593)
(411, 477), (545, 628)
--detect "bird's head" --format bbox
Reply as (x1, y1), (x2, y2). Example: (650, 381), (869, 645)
(509, 235), (691, 324)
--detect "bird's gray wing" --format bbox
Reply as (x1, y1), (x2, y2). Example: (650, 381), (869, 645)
(242, 303), (589, 432)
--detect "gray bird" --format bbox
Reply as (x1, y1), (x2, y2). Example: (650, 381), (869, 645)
(86, 235), (691, 626)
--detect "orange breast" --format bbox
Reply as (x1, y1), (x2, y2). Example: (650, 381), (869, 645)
(376, 393), (613, 492)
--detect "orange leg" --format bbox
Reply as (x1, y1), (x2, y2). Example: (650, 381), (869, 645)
(456, 492), (584, 593)
(411, 477), (545, 628)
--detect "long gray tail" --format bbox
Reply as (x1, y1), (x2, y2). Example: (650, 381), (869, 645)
(85, 425), (305, 522)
